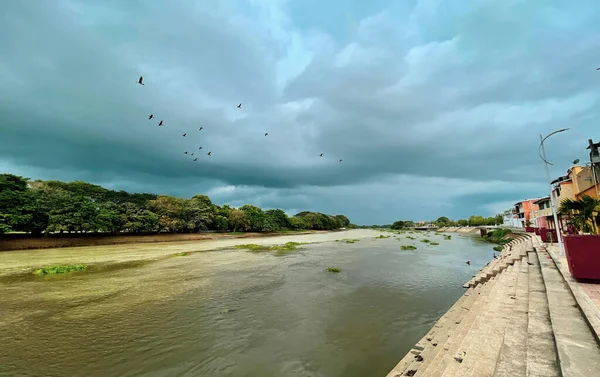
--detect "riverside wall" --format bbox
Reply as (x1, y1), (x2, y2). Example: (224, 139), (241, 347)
(386, 231), (600, 377)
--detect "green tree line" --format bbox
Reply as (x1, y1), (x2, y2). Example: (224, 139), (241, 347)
(0, 174), (353, 235)
(389, 215), (503, 230)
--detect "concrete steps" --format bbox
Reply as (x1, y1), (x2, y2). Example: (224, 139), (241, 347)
(386, 233), (600, 377)
(493, 255), (529, 377)
(524, 250), (560, 377)
(536, 246), (600, 376)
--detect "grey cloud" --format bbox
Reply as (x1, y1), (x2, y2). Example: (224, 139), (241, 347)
(1, 0), (599, 222)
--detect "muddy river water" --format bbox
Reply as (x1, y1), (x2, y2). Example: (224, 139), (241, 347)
(0, 229), (495, 377)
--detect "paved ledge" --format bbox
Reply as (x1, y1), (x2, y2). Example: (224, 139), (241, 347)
(544, 243), (600, 344)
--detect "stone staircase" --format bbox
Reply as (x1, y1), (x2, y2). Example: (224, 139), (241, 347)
(386, 234), (600, 377)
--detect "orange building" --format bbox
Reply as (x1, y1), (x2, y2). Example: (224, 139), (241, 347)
(512, 199), (542, 228)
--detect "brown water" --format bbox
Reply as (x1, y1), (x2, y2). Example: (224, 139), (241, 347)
(0, 231), (495, 377)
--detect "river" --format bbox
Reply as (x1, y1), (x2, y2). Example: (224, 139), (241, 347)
(0, 229), (495, 377)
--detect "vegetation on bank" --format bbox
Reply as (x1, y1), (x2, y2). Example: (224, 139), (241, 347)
(326, 267), (341, 273)
(0, 174), (354, 236)
(400, 245), (417, 250)
(493, 245), (503, 252)
(483, 229), (512, 245)
(33, 264), (87, 275)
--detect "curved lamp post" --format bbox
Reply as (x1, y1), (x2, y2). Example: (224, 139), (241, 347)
(539, 129), (569, 256)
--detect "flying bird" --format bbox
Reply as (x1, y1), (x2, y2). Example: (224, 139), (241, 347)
(184, 151), (188, 155)
(199, 127), (203, 131)
(191, 153), (194, 156)
(198, 146), (203, 150)
(158, 120), (163, 126)
(597, 67), (600, 70)
(319, 153), (323, 157)
(182, 133), (187, 137)
(148, 114), (154, 120)
(207, 151), (212, 156)
(265, 132), (269, 136)
(194, 158), (198, 162)
(237, 103), (242, 108)
(466, 260), (471, 265)
(339, 159), (343, 162)
(137, 76), (144, 85)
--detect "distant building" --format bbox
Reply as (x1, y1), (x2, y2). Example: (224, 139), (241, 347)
(531, 196), (552, 229)
(509, 199), (543, 228)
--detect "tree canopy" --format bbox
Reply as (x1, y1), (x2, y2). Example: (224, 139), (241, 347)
(0, 174), (352, 235)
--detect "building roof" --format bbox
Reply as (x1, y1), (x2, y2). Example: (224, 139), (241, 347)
(513, 197), (546, 206)
(533, 196), (551, 204)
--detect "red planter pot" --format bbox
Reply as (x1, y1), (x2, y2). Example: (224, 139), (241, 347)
(525, 227), (534, 233)
(563, 235), (600, 280)
(539, 228), (558, 243)
(534, 227), (540, 235)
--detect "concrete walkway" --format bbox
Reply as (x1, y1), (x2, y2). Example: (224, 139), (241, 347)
(387, 233), (600, 377)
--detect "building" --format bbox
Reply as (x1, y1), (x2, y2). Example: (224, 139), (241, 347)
(531, 196), (552, 228)
(511, 199), (542, 228)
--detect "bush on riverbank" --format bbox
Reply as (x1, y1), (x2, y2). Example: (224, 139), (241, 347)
(400, 245), (417, 250)
(484, 229), (512, 245)
(33, 264), (87, 275)
(493, 245), (503, 252)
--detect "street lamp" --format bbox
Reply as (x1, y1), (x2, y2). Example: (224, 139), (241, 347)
(539, 129), (569, 256)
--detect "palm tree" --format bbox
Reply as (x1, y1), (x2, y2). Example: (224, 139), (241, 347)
(559, 195), (600, 234)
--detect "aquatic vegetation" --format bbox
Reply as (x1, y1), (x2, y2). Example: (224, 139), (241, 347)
(33, 265), (87, 275)
(493, 245), (503, 252)
(443, 235), (452, 240)
(420, 239), (431, 243)
(400, 245), (417, 250)
(376, 235), (390, 239)
(173, 252), (192, 256)
(429, 242), (439, 245)
(233, 242), (305, 254)
(326, 267), (341, 273)
(233, 244), (271, 252)
(345, 240), (356, 243)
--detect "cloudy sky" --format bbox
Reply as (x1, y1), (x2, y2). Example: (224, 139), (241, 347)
(1, 0), (599, 224)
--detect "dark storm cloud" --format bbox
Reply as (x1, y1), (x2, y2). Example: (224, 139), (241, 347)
(1, 0), (599, 222)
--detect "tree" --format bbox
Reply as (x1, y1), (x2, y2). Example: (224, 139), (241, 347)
(239, 204), (266, 231)
(147, 196), (187, 233)
(468, 215), (485, 226)
(228, 209), (250, 232)
(391, 220), (407, 229)
(265, 209), (291, 230)
(213, 215), (229, 232)
(559, 195), (600, 234)
(436, 216), (450, 226)
(494, 213), (503, 225)
(289, 216), (307, 230)
(457, 219), (468, 226)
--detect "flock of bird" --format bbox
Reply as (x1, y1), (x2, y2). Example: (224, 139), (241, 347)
(136, 76), (343, 163)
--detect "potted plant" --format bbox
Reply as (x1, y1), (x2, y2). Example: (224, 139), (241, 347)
(525, 220), (534, 233)
(559, 195), (600, 280)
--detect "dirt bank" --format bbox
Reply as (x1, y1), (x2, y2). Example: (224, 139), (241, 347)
(0, 230), (326, 252)
(0, 229), (381, 277)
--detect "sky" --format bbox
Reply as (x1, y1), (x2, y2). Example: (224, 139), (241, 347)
(1, 0), (599, 225)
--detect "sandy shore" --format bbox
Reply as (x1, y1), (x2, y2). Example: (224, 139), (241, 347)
(0, 229), (382, 277)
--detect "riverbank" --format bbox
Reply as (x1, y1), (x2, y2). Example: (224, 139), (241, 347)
(0, 230), (330, 252)
(387, 233), (600, 377)
(0, 229), (380, 278)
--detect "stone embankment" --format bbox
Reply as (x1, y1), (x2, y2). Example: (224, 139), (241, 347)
(437, 227), (481, 234)
(386, 233), (600, 377)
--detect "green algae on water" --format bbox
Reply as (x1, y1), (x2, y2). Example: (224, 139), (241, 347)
(400, 245), (417, 250)
(33, 265), (87, 275)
